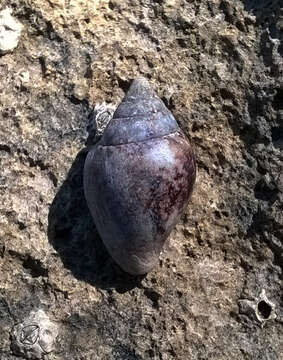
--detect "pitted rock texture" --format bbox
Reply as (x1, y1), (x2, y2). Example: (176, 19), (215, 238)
(0, 1), (282, 359)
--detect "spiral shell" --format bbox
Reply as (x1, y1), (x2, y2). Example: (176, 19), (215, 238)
(84, 78), (196, 275)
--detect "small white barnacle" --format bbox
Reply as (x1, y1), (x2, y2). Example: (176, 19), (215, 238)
(0, 8), (23, 54)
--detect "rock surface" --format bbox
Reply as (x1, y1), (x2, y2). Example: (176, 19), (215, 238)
(0, 1), (282, 359)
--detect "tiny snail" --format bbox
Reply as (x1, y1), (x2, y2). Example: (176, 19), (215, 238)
(84, 78), (196, 275)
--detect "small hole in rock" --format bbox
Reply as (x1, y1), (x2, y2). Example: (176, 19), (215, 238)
(214, 210), (222, 219)
(257, 300), (272, 319)
(272, 88), (283, 110)
(108, 1), (115, 10)
(220, 88), (234, 100)
(192, 122), (203, 132)
(147, 349), (154, 358)
(22, 256), (48, 278)
(271, 126), (283, 143)
(254, 179), (278, 202)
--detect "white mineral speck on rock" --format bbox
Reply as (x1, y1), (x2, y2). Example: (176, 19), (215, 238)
(0, 8), (23, 54)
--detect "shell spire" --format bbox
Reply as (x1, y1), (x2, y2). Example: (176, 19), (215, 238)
(100, 78), (178, 146)
(123, 78), (156, 100)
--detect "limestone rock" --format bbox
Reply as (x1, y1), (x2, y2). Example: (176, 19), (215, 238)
(0, 0), (282, 359)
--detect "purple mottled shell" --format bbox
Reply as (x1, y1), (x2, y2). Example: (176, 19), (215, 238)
(83, 78), (196, 275)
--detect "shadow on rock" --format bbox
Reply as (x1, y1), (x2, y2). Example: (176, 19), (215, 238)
(48, 149), (145, 293)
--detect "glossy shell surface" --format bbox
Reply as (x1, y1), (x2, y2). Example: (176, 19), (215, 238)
(84, 78), (196, 275)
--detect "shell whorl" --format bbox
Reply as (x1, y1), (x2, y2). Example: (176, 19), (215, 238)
(99, 78), (179, 146)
